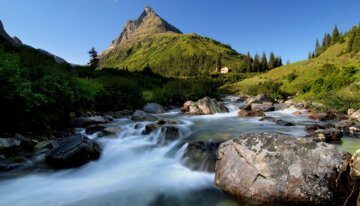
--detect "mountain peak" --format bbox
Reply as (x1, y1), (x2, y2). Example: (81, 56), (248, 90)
(144, 6), (155, 15)
(106, 7), (182, 50)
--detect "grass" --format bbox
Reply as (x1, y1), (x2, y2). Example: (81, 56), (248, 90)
(100, 33), (245, 76)
(222, 38), (360, 112)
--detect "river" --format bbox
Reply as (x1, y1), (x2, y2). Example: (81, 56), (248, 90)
(0, 97), (359, 206)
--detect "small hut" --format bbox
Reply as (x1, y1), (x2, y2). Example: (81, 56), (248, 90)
(220, 66), (232, 74)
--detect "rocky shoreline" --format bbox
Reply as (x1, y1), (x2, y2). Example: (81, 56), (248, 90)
(1, 95), (360, 205)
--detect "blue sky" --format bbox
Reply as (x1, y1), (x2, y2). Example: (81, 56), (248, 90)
(1, 0), (360, 64)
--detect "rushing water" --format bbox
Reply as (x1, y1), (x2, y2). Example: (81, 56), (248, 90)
(0, 97), (359, 206)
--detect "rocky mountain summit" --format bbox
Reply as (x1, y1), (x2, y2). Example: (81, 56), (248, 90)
(107, 6), (181, 51)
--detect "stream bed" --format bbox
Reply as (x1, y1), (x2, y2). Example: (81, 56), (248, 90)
(0, 97), (359, 206)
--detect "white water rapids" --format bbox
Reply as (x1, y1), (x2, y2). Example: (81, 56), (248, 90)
(0, 97), (357, 206)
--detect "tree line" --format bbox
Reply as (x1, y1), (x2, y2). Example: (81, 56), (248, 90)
(347, 24), (360, 53)
(308, 25), (345, 59)
(241, 52), (283, 73)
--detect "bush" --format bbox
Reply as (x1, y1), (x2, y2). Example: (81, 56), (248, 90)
(286, 72), (298, 82)
(244, 80), (286, 99)
(152, 79), (219, 105)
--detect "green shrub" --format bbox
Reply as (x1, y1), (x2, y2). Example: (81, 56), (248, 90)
(286, 72), (298, 82)
(152, 79), (219, 105)
(244, 80), (286, 99)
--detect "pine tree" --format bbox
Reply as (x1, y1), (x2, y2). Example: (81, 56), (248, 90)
(88, 47), (99, 69)
(331, 25), (340, 45)
(268, 52), (276, 70)
(246, 52), (252, 72)
(308, 52), (312, 60)
(321, 33), (331, 51)
(260, 52), (268, 72)
(252, 54), (261, 72)
(315, 39), (321, 57)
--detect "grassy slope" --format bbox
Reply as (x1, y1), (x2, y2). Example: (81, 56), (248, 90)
(223, 39), (360, 110)
(100, 33), (244, 76)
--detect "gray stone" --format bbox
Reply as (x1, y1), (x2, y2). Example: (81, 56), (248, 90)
(215, 133), (358, 206)
(45, 134), (101, 169)
(182, 141), (222, 172)
(351, 149), (360, 179)
(72, 116), (107, 127)
(251, 103), (274, 112)
(311, 128), (343, 142)
(143, 103), (165, 114)
(131, 110), (158, 122)
(243, 94), (273, 110)
(183, 97), (228, 115)
(0, 138), (21, 151)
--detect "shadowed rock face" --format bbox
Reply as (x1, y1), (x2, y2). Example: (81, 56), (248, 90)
(45, 135), (101, 169)
(0, 20), (22, 46)
(215, 133), (359, 206)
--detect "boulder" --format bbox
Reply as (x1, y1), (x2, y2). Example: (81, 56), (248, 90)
(308, 112), (328, 121)
(34, 140), (55, 151)
(181, 101), (194, 112)
(183, 97), (228, 115)
(243, 94), (273, 110)
(143, 103), (165, 114)
(102, 115), (114, 122)
(292, 111), (302, 115)
(15, 133), (38, 150)
(215, 133), (359, 206)
(251, 103), (274, 112)
(159, 126), (182, 144)
(100, 127), (120, 137)
(310, 128), (343, 142)
(85, 125), (106, 135)
(351, 149), (360, 179)
(142, 123), (158, 135)
(259, 116), (294, 126)
(72, 116), (107, 128)
(238, 110), (264, 117)
(350, 109), (360, 122)
(45, 135), (101, 169)
(181, 141), (222, 172)
(274, 119), (294, 126)
(335, 120), (355, 130)
(0, 138), (21, 152)
(273, 103), (289, 111)
(350, 124), (360, 133)
(131, 110), (158, 122)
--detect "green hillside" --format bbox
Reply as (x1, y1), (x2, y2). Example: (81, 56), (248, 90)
(100, 33), (244, 76)
(223, 29), (360, 111)
(99, 7), (246, 76)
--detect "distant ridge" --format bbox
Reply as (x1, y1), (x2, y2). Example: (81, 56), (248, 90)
(0, 20), (67, 64)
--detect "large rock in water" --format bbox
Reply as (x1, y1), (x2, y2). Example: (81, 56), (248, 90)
(183, 97), (228, 115)
(243, 94), (273, 110)
(215, 133), (358, 206)
(181, 141), (222, 172)
(351, 149), (360, 179)
(143, 103), (165, 114)
(72, 116), (107, 128)
(45, 135), (101, 169)
(131, 110), (158, 122)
